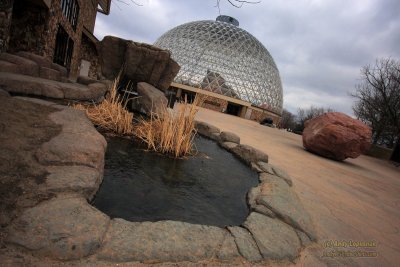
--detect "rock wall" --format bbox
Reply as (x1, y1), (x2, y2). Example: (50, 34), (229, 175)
(97, 36), (180, 91)
(0, 0), (13, 53)
(80, 34), (99, 79)
(250, 108), (280, 124)
(6, 0), (99, 78)
(201, 96), (228, 113)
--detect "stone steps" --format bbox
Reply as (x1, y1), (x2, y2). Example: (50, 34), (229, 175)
(0, 52), (67, 82)
(0, 72), (107, 101)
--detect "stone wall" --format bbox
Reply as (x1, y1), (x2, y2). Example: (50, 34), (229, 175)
(7, 0), (100, 78)
(80, 34), (99, 79)
(8, 2), (48, 55)
(0, 0), (14, 53)
(201, 95), (228, 113)
(250, 108), (280, 124)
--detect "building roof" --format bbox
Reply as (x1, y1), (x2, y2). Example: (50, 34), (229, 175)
(97, 0), (111, 15)
(154, 16), (283, 115)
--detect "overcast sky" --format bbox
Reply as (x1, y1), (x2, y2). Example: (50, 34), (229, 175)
(94, 0), (400, 115)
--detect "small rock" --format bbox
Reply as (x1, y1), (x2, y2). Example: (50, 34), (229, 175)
(134, 82), (168, 116)
(0, 88), (10, 97)
(243, 212), (301, 261)
(231, 144), (268, 165)
(256, 175), (317, 241)
(220, 141), (238, 151)
(256, 161), (275, 175)
(0, 52), (39, 76)
(247, 186), (261, 209)
(296, 230), (312, 247)
(77, 75), (98, 85)
(219, 131), (240, 144)
(39, 67), (61, 82)
(217, 232), (240, 260)
(51, 63), (68, 78)
(44, 166), (102, 200)
(195, 121), (220, 139)
(228, 226), (262, 262)
(17, 51), (52, 69)
(253, 205), (276, 218)
(88, 82), (107, 99)
(36, 108), (107, 170)
(271, 165), (293, 186)
(13, 96), (58, 107)
(0, 72), (64, 98)
(7, 196), (110, 260)
(210, 132), (221, 142)
(0, 72), (106, 101)
(258, 172), (274, 183)
(156, 58), (180, 91)
(250, 162), (263, 173)
(259, 171), (292, 187)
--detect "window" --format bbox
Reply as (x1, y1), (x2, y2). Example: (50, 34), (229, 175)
(61, 0), (79, 30)
(53, 25), (74, 69)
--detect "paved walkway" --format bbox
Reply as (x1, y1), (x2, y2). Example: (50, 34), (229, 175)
(195, 107), (400, 267)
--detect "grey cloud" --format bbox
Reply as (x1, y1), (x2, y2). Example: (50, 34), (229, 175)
(94, 0), (400, 116)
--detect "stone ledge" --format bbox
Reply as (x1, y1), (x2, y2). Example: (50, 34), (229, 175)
(96, 218), (238, 263)
(4, 99), (316, 265)
(0, 72), (106, 101)
(6, 195), (110, 261)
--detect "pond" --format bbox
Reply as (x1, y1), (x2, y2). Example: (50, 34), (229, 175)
(92, 135), (259, 227)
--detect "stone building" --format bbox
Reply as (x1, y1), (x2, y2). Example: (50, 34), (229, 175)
(0, 0), (111, 79)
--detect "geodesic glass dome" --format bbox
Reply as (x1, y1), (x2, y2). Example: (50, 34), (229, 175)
(154, 15), (283, 115)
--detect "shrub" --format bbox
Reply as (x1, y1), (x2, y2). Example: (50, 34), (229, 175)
(74, 76), (134, 135)
(134, 96), (203, 158)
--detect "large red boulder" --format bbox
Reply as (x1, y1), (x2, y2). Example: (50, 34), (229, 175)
(302, 112), (372, 161)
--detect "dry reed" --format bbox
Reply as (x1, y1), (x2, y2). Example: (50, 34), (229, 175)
(74, 76), (134, 135)
(134, 96), (204, 158)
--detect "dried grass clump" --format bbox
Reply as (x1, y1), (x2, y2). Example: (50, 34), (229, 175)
(74, 77), (134, 135)
(134, 96), (204, 158)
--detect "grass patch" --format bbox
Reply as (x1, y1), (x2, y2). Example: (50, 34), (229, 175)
(134, 96), (204, 158)
(74, 74), (204, 158)
(74, 76), (134, 135)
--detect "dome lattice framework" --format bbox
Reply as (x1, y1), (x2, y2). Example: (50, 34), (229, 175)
(154, 16), (283, 115)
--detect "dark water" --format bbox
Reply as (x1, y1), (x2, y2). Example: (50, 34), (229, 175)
(92, 136), (258, 227)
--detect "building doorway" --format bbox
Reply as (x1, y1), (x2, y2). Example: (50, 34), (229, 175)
(226, 102), (241, 116)
(391, 143), (400, 163)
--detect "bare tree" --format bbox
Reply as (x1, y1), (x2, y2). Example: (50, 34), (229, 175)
(295, 106), (334, 132)
(279, 109), (296, 130)
(112, 0), (143, 10)
(215, 0), (260, 13)
(352, 58), (400, 147)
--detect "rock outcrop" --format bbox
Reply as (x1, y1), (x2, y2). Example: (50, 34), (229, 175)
(7, 196), (110, 260)
(131, 82), (168, 116)
(97, 36), (180, 92)
(97, 218), (239, 262)
(0, 52), (68, 82)
(194, 120), (221, 141)
(302, 112), (372, 161)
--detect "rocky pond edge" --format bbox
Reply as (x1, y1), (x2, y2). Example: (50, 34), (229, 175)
(4, 96), (317, 264)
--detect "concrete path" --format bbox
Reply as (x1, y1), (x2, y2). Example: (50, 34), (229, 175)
(195, 107), (400, 267)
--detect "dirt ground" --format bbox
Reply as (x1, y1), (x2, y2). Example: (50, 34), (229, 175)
(0, 95), (61, 247)
(1, 97), (399, 266)
(195, 107), (400, 267)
